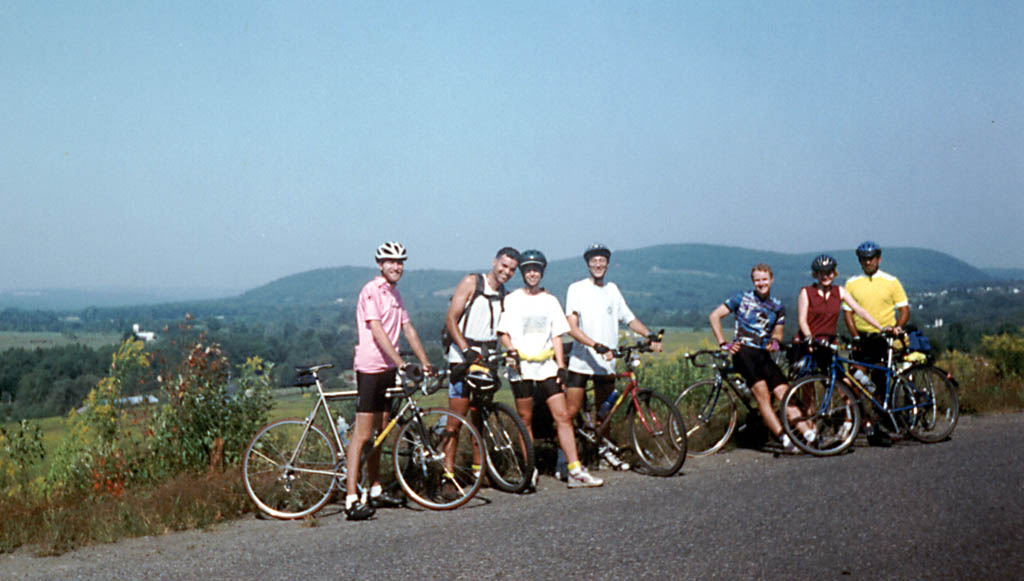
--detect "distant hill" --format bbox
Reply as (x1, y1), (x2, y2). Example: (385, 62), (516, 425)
(0, 245), (1002, 321)
(0, 287), (241, 311)
(982, 267), (1024, 281)
(229, 244), (996, 317)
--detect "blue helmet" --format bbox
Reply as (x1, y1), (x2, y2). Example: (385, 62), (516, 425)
(856, 241), (881, 259)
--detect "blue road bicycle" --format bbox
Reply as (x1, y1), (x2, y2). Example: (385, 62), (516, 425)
(780, 332), (958, 456)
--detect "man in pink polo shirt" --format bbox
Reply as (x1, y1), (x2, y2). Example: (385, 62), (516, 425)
(344, 241), (434, 520)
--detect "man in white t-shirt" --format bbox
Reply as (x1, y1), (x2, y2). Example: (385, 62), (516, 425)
(563, 243), (661, 475)
(497, 249), (603, 489)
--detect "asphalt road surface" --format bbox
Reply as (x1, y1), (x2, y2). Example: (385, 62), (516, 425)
(4, 413), (1022, 579)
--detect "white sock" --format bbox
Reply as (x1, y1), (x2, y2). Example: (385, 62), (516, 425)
(803, 430), (816, 443)
(369, 484), (382, 498)
(345, 494), (359, 509)
(781, 433), (793, 447)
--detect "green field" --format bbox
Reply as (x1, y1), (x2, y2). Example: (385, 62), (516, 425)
(0, 331), (123, 352)
(656, 326), (716, 354)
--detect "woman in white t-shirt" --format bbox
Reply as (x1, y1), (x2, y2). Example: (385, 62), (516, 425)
(497, 249), (603, 489)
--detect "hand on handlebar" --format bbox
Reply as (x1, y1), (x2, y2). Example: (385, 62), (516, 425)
(592, 342), (616, 361)
(458, 346), (483, 365)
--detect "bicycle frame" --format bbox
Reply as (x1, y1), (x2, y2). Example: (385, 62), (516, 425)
(593, 352), (657, 436)
(815, 338), (924, 424)
(285, 366), (413, 481)
(688, 352), (758, 421)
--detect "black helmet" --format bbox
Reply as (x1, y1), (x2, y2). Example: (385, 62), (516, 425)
(464, 363), (498, 392)
(855, 241), (881, 259)
(583, 243), (611, 262)
(519, 249), (547, 270)
(811, 254), (837, 273)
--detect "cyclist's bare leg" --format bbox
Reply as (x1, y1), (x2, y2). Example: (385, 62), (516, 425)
(750, 380), (784, 438)
(546, 392), (581, 465)
(366, 411), (389, 489)
(565, 386), (586, 423)
(345, 411), (381, 497)
(774, 382), (813, 435)
(445, 396), (482, 473)
(567, 379), (612, 428)
(515, 396), (534, 441)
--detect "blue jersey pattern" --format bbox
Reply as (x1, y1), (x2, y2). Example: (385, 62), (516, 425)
(723, 291), (786, 349)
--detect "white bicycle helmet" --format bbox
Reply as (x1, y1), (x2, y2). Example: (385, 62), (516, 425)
(375, 241), (408, 261)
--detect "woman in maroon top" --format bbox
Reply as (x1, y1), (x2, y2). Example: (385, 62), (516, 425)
(797, 254), (887, 344)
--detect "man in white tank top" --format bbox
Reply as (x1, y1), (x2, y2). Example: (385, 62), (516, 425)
(445, 247), (520, 422)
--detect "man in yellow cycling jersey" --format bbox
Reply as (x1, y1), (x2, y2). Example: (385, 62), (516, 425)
(842, 241), (909, 446)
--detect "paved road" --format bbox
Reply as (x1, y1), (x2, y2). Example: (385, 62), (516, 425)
(4, 414), (1023, 579)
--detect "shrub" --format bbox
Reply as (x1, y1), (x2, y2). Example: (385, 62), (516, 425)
(44, 339), (151, 496)
(0, 419), (45, 495)
(149, 342), (273, 476)
(633, 352), (704, 400)
(937, 349), (1024, 414)
(979, 332), (1024, 378)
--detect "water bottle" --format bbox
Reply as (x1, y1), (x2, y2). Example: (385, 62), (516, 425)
(853, 369), (875, 393)
(336, 415), (351, 446)
(597, 390), (619, 420)
(733, 377), (752, 399)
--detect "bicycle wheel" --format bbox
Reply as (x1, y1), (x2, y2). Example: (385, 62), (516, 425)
(242, 418), (338, 519)
(781, 375), (861, 456)
(878, 378), (916, 438)
(674, 378), (738, 457)
(627, 390), (687, 476)
(394, 408), (484, 510)
(899, 365), (959, 443)
(481, 402), (535, 493)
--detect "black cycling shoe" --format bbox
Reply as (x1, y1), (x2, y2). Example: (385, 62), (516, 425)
(369, 491), (405, 508)
(867, 431), (893, 447)
(345, 501), (375, 521)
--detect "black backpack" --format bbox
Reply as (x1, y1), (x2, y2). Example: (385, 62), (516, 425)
(441, 273), (506, 352)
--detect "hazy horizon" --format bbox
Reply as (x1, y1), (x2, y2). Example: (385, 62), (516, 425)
(1, 242), (1018, 301)
(4, 2), (1021, 291)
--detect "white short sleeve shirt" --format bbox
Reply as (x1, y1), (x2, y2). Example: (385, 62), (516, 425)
(565, 279), (635, 375)
(496, 289), (570, 381)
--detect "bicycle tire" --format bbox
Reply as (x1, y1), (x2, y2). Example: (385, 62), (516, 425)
(628, 390), (687, 476)
(674, 378), (738, 457)
(899, 365), (959, 443)
(781, 375), (861, 457)
(481, 402), (535, 493)
(394, 408), (484, 510)
(242, 418), (338, 519)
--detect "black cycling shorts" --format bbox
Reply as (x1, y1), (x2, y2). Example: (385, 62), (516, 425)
(356, 368), (397, 413)
(732, 346), (787, 390)
(566, 371), (616, 403)
(510, 377), (562, 400)
(852, 333), (889, 366)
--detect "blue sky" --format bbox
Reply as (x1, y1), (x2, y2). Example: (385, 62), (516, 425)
(2, 1), (1021, 293)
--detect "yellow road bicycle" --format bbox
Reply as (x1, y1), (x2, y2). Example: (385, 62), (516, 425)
(242, 364), (484, 518)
